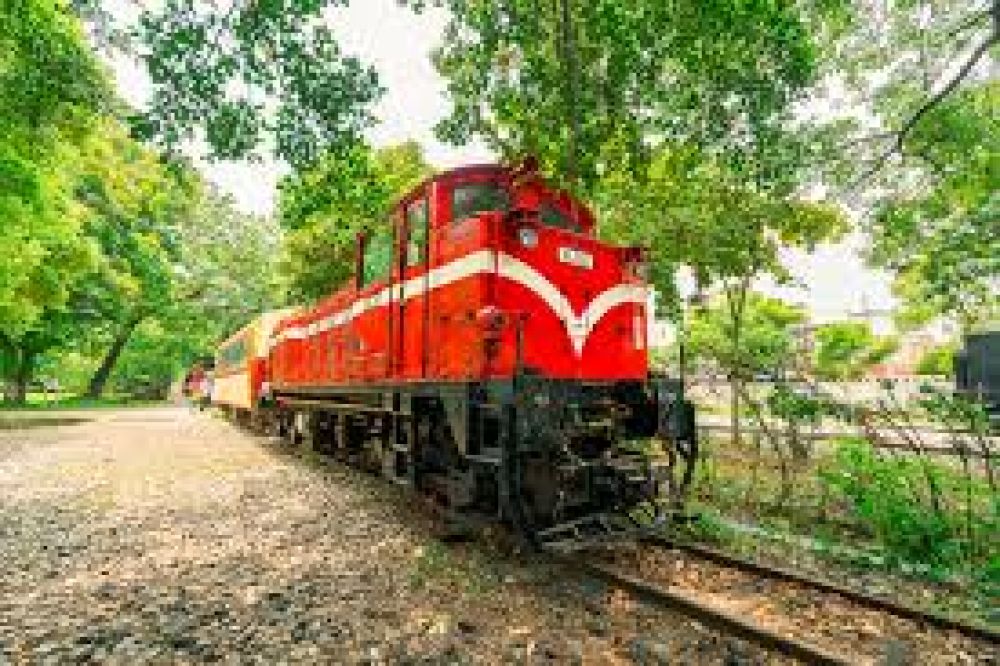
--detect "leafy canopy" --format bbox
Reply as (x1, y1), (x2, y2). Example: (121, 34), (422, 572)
(821, 0), (998, 328)
(277, 141), (433, 301)
(869, 83), (999, 330)
(813, 321), (898, 380)
(414, 0), (830, 191)
(74, 0), (383, 167)
(0, 0), (111, 339)
(596, 142), (848, 313)
(686, 292), (806, 376)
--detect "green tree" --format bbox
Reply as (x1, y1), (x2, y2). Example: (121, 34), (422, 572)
(813, 321), (899, 380)
(869, 83), (999, 331)
(599, 143), (846, 445)
(915, 343), (958, 378)
(414, 0), (835, 191)
(827, 0), (997, 181)
(87, 180), (283, 399)
(0, 0), (110, 402)
(63, 121), (204, 398)
(74, 0), (383, 167)
(687, 293), (806, 380)
(277, 141), (432, 300)
(823, 2), (998, 329)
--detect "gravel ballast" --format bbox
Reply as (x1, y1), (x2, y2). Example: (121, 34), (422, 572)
(0, 407), (789, 664)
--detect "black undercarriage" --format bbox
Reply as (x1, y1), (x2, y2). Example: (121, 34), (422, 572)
(234, 372), (696, 548)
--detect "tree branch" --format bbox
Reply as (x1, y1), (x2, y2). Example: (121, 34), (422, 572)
(853, 26), (998, 186)
(944, 7), (991, 43)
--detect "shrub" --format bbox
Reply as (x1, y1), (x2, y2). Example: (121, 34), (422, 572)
(819, 437), (992, 576)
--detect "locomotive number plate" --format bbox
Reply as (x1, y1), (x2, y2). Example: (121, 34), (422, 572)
(558, 246), (593, 269)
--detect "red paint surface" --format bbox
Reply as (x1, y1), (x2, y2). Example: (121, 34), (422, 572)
(267, 164), (650, 390)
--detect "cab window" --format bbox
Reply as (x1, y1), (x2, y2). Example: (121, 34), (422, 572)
(452, 182), (510, 225)
(362, 231), (392, 286)
(539, 204), (581, 233)
(406, 198), (428, 266)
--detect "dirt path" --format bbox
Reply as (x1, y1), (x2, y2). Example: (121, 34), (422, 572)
(0, 407), (779, 664)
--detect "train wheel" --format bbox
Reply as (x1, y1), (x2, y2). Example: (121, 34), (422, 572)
(277, 412), (298, 448)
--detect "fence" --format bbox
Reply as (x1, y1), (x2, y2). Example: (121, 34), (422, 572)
(683, 388), (998, 596)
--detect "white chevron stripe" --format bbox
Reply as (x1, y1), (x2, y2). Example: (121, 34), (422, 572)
(496, 254), (647, 355)
(270, 250), (646, 356)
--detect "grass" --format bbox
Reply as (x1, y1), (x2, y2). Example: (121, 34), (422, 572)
(683, 432), (999, 624)
(409, 538), (503, 596)
(0, 393), (165, 411)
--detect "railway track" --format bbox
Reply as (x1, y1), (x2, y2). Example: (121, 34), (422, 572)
(643, 535), (1000, 645)
(573, 558), (852, 665)
(551, 533), (998, 664)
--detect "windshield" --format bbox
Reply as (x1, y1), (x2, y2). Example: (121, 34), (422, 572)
(539, 203), (581, 233)
(452, 182), (511, 224)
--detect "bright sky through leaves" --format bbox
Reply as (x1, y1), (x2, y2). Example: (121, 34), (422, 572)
(102, 0), (895, 320)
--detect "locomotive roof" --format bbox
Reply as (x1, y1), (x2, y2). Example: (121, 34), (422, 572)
(393, 163), (507, 208)
(394, 162), (595, 227)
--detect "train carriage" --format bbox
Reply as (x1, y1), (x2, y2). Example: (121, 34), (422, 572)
(212, 309), (296, 422)
(227, 161), (695, 546)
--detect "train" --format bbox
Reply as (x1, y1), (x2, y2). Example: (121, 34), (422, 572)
(955, 330), (1000, 430)
(209, 161), (695, 547)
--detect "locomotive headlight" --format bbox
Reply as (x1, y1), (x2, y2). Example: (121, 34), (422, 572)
(518, 227), (538, 248)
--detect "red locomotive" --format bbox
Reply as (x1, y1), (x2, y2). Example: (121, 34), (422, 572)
(214, 161), (695, 545)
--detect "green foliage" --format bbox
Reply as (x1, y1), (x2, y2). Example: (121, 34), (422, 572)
(819, 437), (994, 575)
(813, 321), (899, 380)
(415, 0), (836, 191)
(1, 0), (109, 138)
(765, 384), (824, 425)
(0, 0), (110, 339)
(869, 83), (999, 331)
(686, 292), (805, 376)
(823, 0), (998, 328)
(917, 387), (994, 437)
(78, 0), (384, 167)
(2, 89), (281, 401)
(915, 343), (958, 377)
(98, 188), (282, 398)
(597, 142), (849, 311)
(277, 141), (433, 301)
(877, 98), (998, 329)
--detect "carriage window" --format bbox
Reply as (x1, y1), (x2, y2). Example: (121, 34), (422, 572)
(219, 337), (246, 372)
(540, 204), (581, 233)
(406, 198), (428, 266)
(362, 231), (393, 286)
(452, 183), (510, 225)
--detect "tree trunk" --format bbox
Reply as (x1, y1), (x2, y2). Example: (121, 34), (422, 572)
(9, 348), (35, 406)
(727, 279), (749, 449)
(559, 0), (580, 183)
(730, 375), (741, 448)
(85, 316), (142, 399)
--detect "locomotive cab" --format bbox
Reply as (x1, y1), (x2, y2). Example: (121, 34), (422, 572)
(351, 164), (649, 385)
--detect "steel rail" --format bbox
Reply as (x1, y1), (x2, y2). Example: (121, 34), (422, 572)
(572, 558), (851, 665)
(644, 535), (1000, 645)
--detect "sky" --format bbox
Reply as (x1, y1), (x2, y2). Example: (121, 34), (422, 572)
(106, 0), (896, 321)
